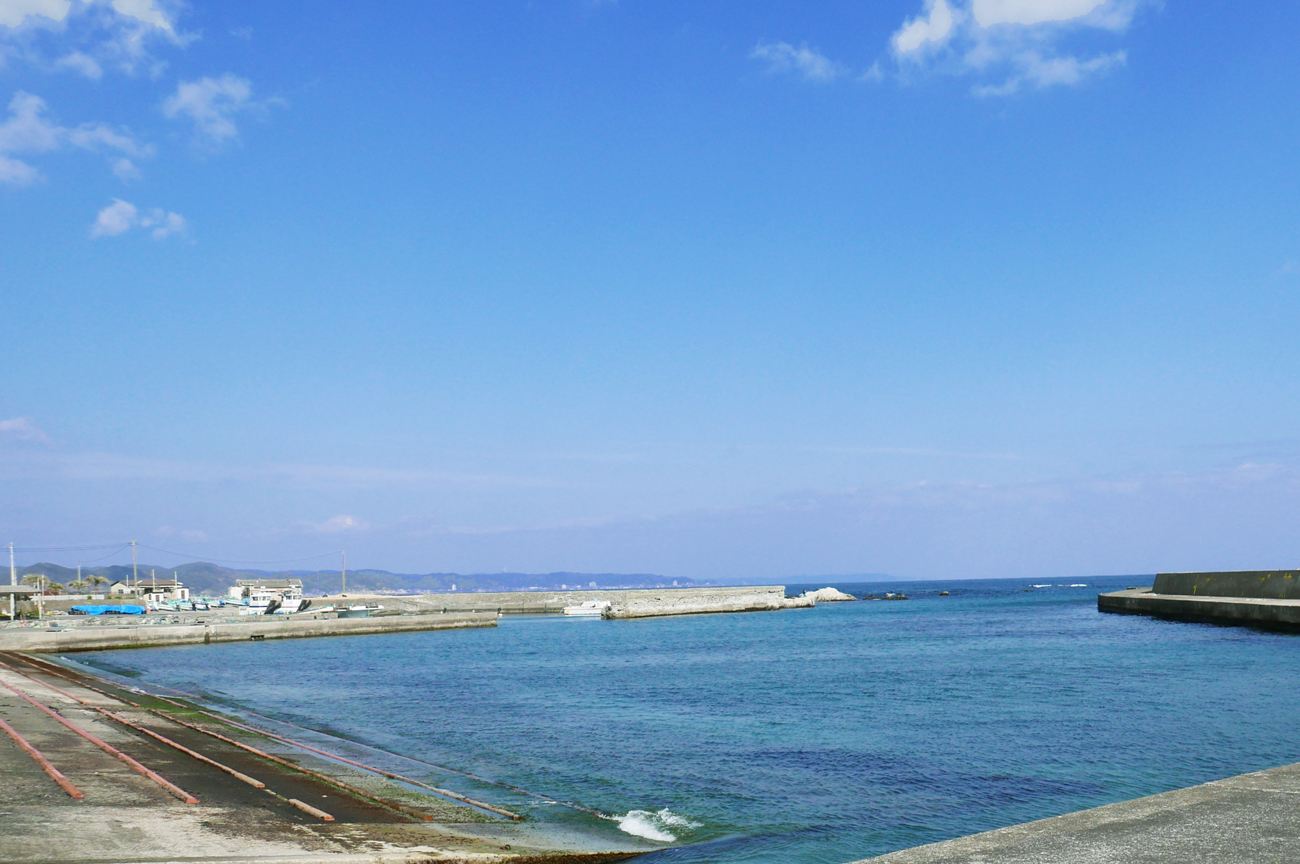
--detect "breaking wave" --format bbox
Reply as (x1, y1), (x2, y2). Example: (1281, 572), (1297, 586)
(613, 808), (701, 843)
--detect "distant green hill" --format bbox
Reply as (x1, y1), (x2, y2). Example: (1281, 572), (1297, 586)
(8, 562), (701, 597)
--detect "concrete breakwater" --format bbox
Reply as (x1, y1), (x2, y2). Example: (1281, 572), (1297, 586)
(604, 585), (806, 618)
(328, 585), (806, 618)
(0, 611), (497, 653)
(1099, 570), (1300, 630)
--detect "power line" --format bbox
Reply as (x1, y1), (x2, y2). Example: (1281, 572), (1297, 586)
(12, 543), (132, 553)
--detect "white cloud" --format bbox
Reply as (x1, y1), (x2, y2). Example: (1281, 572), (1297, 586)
(0, 416), (50, 443)
(162, 74), (258, 147)
(109, 0), (168, 31)
(894, 0), (955, 55)
(888, 0), (1145, 94)
(0, 90), (151, 184)
(972, 0), (1104, 27)
(91, 197), (134, 235)
(0, 0), (170, 30)
(0, 0), (70, 28)
(91, 197), (186, 239)
(751, 41), (846, 82)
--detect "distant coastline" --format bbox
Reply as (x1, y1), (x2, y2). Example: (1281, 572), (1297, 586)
(6, 561), (711, 599)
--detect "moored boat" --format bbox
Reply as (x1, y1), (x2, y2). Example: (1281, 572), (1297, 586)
(563, 600), (609, 617)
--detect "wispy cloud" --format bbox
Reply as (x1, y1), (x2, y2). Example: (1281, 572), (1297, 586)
(890, 0), (1146, 95)
(0, 447), (558, 492)
(0, 90), (152, 184)
(155, 525), (208, 543)
(0, 416), (50, 444)
(163, 74), (275, 149)
(751, 41), (847, 82)
(302, 515), (370, 534)
(90, 198), (186, 239)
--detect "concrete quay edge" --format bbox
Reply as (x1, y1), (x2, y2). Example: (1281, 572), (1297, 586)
(1097, 588), (1300, 630)
(846, 760), (1300, 864)
(0, 611), (498, 653)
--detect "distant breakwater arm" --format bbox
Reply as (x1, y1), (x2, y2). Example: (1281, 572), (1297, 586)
(0, 611), (498, 653)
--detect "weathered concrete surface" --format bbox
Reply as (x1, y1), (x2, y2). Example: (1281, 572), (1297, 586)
(1152, 570), (1300, 599)
(0, 655), (652, 863)
(1097, 588), (1300, 630)
(847, 761), (1300, 864)
(323, 586), (801, 620)
(602, 586), (792, 619)
(0, 611), (497, 653)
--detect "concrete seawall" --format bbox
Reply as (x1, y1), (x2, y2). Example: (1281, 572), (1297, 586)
(1152, 569), (1300, 599)
(1097, 587), (1300, 630)
(0, 611), (497, 653)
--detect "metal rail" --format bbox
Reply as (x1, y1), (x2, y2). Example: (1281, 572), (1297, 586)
(0, 673), (198, 803)
(0, 715), (83, 798)
(0, 662), (265, 790)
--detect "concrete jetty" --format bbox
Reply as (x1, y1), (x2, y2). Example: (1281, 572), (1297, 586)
(846, 760), (1300, 863)
(0, 611), (497, 653)
(1098, 570), (1300, 630)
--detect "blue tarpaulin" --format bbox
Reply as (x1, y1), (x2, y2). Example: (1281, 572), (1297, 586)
(69, 604), (146, 615)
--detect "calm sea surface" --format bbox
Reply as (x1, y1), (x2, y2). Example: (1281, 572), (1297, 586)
(75, 578), (1300, 863)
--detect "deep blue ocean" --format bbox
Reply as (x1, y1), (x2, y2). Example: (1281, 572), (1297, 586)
(73, 578), (1300, 863)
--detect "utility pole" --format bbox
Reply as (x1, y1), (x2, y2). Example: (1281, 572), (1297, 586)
(131, 539), (138, 592)
(341, 549), (346, 596)
(8, 543), (14, 620)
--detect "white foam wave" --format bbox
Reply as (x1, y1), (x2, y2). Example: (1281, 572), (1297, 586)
(613, 808), (701, 843)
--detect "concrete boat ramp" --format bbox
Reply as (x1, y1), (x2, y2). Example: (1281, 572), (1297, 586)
(0, 651), (653, 863)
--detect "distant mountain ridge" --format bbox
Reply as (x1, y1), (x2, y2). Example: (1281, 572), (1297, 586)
(8, 561), (703, 597)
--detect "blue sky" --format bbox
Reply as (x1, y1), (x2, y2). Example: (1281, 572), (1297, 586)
(2, 0), (1299, 580)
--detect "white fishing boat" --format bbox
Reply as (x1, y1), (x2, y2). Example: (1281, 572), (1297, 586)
(336, 604), (381, 619)
(562, 600), (609, 617)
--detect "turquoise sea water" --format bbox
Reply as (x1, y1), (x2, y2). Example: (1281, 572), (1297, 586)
(75, 578), (1300, 863)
